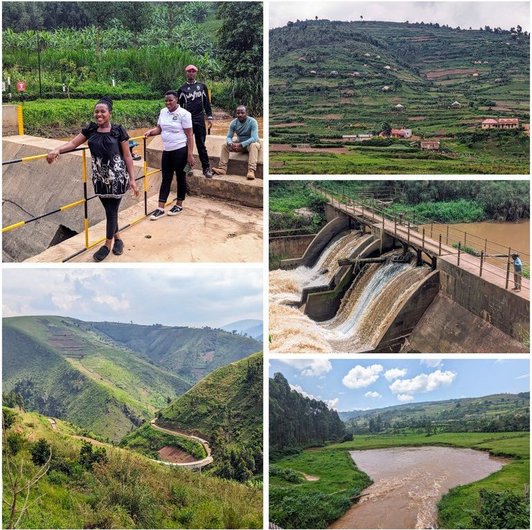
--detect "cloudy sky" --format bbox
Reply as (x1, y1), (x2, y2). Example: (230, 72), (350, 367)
(269, 2), (530, 31)
(3, 267), (262, 328)
(270, 358), (530, 411)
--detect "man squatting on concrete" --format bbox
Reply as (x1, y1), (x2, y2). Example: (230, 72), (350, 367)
(178, 65), (213, 178)
(212, 105), (261, 180)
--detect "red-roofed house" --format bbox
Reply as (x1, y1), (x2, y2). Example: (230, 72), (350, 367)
(482, 118), (520, 129)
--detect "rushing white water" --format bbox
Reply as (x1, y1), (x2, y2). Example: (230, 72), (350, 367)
(269, 231), (364, 306)
(270, 232), (431, 352)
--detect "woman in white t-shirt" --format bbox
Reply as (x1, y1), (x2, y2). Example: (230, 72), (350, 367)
(144, 91), (195, 219)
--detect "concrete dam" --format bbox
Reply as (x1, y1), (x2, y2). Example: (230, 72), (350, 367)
(270, 207), (529, 354)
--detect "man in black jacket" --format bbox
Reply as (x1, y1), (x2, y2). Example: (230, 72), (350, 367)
(178, 65), (213, 178)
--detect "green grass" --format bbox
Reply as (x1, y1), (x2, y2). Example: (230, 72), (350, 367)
(272, 432), (530, 528)
(3, 410), (262, 529)
(270, 449), (372, 529)
(270, 148), (529, 175)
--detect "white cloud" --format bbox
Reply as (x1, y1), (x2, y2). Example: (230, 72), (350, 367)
(326, 398), (339, 410)
(290, 384), (338, 410)
(278, 359), (332, 376)
(93, 294), (130, 312)
(384, 368), (407, 381)
(397, 394), (415, 402)
(364, 391), (382, 399)
(389, 370), (457, 395)
(515, 373), (529, 380)
(343, 364), (383, 389)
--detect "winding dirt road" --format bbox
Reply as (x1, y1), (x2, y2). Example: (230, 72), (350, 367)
(150, 420), (213, 469)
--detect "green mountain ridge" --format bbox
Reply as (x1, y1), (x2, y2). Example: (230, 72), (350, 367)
(87, 320), (261, 383)
(2, 316), (260, 442)
(157, 352), (263, 448)
(340, 392), (530, 434)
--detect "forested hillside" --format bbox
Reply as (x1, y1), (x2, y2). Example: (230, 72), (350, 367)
(89, 320), (261, 383)
(341, 392), (530, 435)
(270, 373), (346, 455)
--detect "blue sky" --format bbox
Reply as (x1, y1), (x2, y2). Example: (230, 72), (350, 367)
(270, 359), (530, 411)
(3, 267), (262, 328)
(270, 2), (530, 31)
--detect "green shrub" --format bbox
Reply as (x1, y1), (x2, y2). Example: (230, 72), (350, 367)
(472, 489), (529, 529)
(30, 438), (52, 465)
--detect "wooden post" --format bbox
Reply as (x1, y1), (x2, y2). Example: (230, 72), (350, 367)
(484, 238), (488, 255)
(438, 234), (442, 256)
(457, 241), (461, 266)
(380, 216), (384, 255)
(430, 223), (433, 239)
(394, 216), (397, 236)
(480, 250), (484, 277)
(446, 225), (449, 245)
(464, 232), (467, 248)
(407, 222), (410, 244)
(422, 228), (425, 251)
(505, 247), (511, 289)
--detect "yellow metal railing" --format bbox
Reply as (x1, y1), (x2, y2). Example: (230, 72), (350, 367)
(2, 135), (164, 262)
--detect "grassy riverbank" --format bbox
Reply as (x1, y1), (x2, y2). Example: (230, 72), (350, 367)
(271, 431), (529, 529)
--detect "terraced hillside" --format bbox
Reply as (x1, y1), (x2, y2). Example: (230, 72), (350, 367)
(270, 20), (529, 174)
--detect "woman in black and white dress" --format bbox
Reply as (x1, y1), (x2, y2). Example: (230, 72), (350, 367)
(47, 96), (139, 261)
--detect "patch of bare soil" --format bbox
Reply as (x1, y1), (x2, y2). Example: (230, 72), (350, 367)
(158, 446), (196, 463)
(425, 68), (478, 80)
(408, 116), (426, 121)
(270, 143), (349, 154)
(324, 114), (342, 120)
(275, 122), (306, 127)
(302, 473), (320, 481)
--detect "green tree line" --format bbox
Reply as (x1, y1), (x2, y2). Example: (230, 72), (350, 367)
(270, 373), (346, 457)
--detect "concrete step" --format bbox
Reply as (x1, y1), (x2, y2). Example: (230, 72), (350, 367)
(146, 134), (263, 179)
(186, 170), (262, 209)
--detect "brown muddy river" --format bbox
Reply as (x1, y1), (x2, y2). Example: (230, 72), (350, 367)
(421, 220), (529, 268)
(329, 446), (507, 529)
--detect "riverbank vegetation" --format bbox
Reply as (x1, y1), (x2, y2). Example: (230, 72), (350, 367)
(315, 180), (530, 223)
(2, 409), (262, 529)
(2, 2), (263, 132)
(269, 181), (327, 233)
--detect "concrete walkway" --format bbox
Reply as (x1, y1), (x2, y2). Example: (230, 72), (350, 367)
(25, 192), (262, 263)
(327, 197), (530, 301)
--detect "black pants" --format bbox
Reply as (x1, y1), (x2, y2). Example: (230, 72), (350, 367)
(160, 147), (187, 203)
(192, 115), (209, 171)
(99, 197), (122, 240)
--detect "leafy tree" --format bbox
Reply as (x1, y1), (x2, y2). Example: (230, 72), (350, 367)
(216, 3), (262, 81)
(30, 438), (51, 466)
(79, 441), (108, 470)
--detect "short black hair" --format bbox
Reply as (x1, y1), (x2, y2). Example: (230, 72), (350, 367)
(165, 90), (179, 99)
(97, 96), (113, 111)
